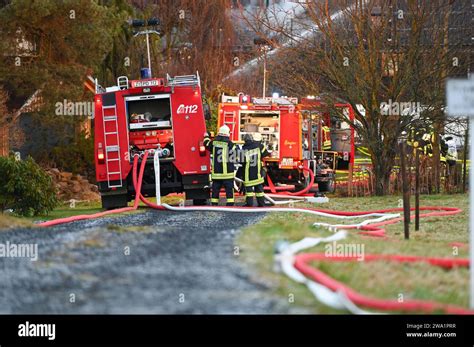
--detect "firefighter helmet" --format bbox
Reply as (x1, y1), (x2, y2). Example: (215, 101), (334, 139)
(218, 125), (230, 137)
(242, 133), (252, 142)
(252, 132), (262, 142)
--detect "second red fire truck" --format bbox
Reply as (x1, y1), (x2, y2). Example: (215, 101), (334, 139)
(217, 93), (354, 192)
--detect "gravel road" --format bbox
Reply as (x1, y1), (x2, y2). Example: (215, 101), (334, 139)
(0, 210), (299, 314)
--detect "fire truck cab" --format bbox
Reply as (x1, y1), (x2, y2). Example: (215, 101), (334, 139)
(218, 93), (336, 192)
(94, 73), (211, 209)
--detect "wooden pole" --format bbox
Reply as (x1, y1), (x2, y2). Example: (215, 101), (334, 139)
(463, 125), (469, 194)
(400, 141), (410, 239)
(415, 148), (420, 231)
(348, 162), (353, 197)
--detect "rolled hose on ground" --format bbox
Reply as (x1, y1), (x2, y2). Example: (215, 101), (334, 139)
(266, 167), (315, 197)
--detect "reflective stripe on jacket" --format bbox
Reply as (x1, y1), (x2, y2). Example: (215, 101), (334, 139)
(241, 141), (270, 187)
(204, 135), (237, 180)
(322, 126), (331, 149)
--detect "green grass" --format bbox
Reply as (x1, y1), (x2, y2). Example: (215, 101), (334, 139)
(25, 200), (104, 222)
(238, 194), (470, 314)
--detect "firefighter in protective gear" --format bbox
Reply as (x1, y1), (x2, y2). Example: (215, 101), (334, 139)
(421, 132), (433, 156)
(203, 125), (237, 206)
(241, 132), (270, 207)
(444, 135), (458, 166)
(321, 121), (331, 150)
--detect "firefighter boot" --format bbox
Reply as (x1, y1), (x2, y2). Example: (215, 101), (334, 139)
(211, 180), (223, 206)
(244, 189), (255, 207)
(223, 180), (235, 206)
(245, 196), (254, 207)
(255, 185), (265, 207)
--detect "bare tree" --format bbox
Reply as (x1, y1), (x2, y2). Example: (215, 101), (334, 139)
(132, 0), (237, 95)
(0, 88), (8, 156)
(238, 0), (471, 195)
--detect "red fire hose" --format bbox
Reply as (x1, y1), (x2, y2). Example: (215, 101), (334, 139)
(266, 167), (315, 197)
(294, 252), (473, 314)
(38, 152), (150, 227)
(36, 151), (471, 314)
(327, 206), (462, 238)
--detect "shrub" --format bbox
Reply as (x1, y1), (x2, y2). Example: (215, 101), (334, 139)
(49, 131), (95, 182)
(0, 155), (58, 216)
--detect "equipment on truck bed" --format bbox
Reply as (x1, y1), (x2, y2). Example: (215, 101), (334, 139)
(217, 93), (336, 193)
(299, 98), (356, 171)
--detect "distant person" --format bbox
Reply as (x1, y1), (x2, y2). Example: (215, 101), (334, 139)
(321, 120), (331, 150)
(444, 135), (458, 167)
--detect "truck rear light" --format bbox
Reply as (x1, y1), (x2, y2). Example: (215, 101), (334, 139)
(98, 152), (105, 163)
(97, 143), (105, 164)
(199, 141), (206, 156)
(98, 151), (105, 164)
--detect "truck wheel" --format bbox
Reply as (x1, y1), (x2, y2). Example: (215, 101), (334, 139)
(101, 194), (128, 210)
(193, 199), (208, 206)
(318, 179), (335, 193)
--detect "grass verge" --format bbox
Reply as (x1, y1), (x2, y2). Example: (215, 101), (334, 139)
(4, 195), (184, 226)
(238, 194), (469, 314)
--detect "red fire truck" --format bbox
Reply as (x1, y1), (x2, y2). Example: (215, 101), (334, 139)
(298, 98), (356, 171)
(217, 93), (336, 192)
(94, 73), (211, 209)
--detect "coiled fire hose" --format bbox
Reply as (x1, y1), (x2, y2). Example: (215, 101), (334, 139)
(265, 166), (316, 197)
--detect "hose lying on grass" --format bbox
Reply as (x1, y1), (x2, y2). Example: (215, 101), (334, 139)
(39, 151), (398, 227)
(36, 151), (471, 315)
(293, 252), (472, 314)
(278, 206), (472, 314)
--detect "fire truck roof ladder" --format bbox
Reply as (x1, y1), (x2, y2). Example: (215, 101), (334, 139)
(166, 72), (201, 91)
(117, 76), (129, 90)
(223, 111), (237, 139)
(102, 104), (123, 188)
